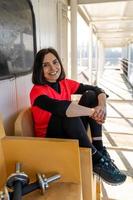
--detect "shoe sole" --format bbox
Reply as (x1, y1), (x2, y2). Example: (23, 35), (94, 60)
(93, 172), (127, 186)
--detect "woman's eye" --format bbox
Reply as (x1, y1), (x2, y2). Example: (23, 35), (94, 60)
(53, 60), (59, 65)
(42, 63), (47, 67)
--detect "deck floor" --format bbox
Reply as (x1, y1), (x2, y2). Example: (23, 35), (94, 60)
(99, 65), (133, 200)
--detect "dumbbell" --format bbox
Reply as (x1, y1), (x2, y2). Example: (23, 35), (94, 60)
(6, 163), (29, 200)
(5, 163), (61, 199)
(21, 173), (61, 195)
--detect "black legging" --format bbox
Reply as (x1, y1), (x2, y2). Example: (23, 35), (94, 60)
(79, 90), (102, 136)
(46, 90), (102, 153)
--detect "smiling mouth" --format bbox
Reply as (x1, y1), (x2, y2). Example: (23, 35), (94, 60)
(49, 71), (58, 75)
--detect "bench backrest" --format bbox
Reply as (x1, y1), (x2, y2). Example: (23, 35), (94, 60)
(15, 108), (34, 137)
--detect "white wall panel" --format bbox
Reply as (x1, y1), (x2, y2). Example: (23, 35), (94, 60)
(31, 0), (69, 64)
(0, 74), (33, 135)
(31, 0), (58, 50)
(30, 0), (40, 50)
(57, 1), (68, 74)
(0, 78), (17, 135)
(39, 0), (58, 49)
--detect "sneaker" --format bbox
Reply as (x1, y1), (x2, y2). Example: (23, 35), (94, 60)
(99, 146), (111, 160)
(99, 146), (119, 169)
(99, 146), (112, 161)
(99, 147), (112, 160)
(93, 157), (126, 185)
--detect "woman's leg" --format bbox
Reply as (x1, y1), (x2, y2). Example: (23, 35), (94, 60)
(78, 90), (103, 150)
(78, 90), (126, 184)
(47, 115), (95, 149)
(46, 115), (102, 162)
(46, 111), (126, 185)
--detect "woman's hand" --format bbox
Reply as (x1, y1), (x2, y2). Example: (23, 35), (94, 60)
(91, 105), (106, 124)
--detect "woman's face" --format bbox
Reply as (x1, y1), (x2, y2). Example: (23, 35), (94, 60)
(42, 53), (61, 83)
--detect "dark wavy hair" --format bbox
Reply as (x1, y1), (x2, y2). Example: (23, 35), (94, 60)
(32, 47), (66, 85)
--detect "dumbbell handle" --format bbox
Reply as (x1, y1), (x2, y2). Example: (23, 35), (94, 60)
(47, 174), (61, 184)
(12, 181), (22, 200)
(22, 181), (39, 195)
(19, 174), (61, 196)
(9, 174), (61, 199)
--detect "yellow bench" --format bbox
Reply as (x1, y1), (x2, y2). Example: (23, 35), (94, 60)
(0, 111), (101, 200)
(14, 108), (101, 200)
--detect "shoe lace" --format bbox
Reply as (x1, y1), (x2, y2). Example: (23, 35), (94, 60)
(101, 147), (114, 162)
(100, 158), (120, 175)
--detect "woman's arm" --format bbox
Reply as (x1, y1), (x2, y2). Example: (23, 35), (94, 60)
(92, 93), (107, 124)
(66, 92), (107, 120)
(33, 95), (70, 117)
(74, 83), (108, 124)
(66, 102), (95, 117)
(75, 83), (108, 96)
(33, 95), (95, 117)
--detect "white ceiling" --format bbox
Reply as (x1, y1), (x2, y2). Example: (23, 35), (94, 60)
(78, 0), (133, 47)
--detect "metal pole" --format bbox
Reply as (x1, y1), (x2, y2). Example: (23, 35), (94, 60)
(88, 23), (93, 84)
(70, 0), (77, 80)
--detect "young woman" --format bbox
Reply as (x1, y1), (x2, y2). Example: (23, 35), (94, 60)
(30, 47), (126, 185)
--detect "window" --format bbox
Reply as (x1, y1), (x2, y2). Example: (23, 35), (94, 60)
(0, 0), (36, 80)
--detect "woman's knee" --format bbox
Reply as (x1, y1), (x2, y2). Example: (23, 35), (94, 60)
(79, 90), (98, 107)
(62, 117), (91, 147)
